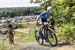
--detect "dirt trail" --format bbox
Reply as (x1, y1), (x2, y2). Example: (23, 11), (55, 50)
(13, 41), (75, 50)
(16, 41), (51, 50)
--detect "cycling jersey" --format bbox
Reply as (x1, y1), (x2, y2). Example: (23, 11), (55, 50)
(40, 11), (53, 22)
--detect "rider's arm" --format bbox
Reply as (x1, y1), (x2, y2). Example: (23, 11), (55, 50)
(36, 16), (40, 21)
(36, 12), (43, 21)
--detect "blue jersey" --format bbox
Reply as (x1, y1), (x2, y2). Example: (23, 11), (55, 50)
(40, 11), (53, 20)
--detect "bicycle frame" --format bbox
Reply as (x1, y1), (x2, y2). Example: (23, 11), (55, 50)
(43, 22), (49, 39)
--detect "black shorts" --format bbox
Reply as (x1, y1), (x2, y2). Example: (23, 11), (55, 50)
(41, 18), (47, 22)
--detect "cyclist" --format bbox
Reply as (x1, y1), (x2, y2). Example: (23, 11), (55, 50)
(36, 6), (55, 42)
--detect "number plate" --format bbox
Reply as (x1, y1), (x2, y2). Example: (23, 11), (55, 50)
(44, 22), (48, 25)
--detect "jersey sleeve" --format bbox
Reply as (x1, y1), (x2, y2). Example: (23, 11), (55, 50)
(39, 13), (43, 17)
(39, 11), (46, 18)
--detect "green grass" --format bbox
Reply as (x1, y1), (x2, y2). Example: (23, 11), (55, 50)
(15, 31), (35, 43)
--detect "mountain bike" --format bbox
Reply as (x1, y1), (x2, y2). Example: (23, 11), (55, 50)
(35, 21), (58, 46)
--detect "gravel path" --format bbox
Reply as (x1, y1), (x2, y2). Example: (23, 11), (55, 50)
(12, 41), (75, 50)
(15, 41), (51, 50)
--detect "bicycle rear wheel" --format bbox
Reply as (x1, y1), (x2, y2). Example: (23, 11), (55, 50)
(47, 29), (58, 46)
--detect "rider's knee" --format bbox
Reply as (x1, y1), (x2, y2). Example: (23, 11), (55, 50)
(39, 25), (43, 31)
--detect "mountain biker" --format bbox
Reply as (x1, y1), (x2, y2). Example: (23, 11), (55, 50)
(36, 6), (55, 42)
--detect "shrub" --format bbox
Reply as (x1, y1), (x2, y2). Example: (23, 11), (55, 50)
(57, 23), (75, 43)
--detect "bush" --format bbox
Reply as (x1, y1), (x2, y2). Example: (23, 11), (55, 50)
(57, 23), (75, 43)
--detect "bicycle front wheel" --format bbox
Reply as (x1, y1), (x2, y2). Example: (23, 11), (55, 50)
(47, 29), (58, 46)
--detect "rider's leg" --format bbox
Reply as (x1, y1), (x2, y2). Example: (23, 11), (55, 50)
(38, 24), (43, 38)
(45, 31), (48, 39)
(44, 28), (49, 42)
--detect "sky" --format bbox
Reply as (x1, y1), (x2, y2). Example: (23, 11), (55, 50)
(0, 0), (40, 8)
(0, 0), (30, 5)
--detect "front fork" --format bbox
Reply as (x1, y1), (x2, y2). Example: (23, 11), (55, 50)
(44, 26), (48, 40)
(38, 25), (48, 40)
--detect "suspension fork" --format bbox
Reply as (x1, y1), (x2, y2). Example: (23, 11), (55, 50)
(44, 25), (48, 40)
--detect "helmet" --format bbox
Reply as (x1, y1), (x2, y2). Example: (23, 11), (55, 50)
(47, 6), (52, 11)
